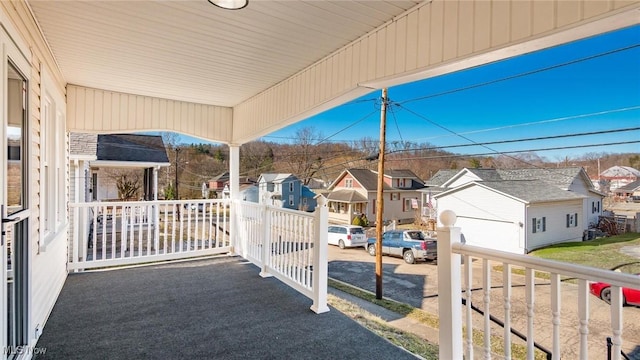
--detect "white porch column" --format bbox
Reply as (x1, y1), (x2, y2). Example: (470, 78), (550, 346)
(229, 145), (241, 256)
(311, 197), (329, 314)
(437, 210), (463, 360)
(153, 166), (159, 201)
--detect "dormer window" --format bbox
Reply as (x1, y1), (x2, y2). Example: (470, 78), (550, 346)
(345, 179), (353, 188)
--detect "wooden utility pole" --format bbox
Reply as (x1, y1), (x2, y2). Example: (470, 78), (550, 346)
(375, 88), (388, 300)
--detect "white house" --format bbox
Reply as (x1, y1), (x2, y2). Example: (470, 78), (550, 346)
(70, 133), (171, 203)
(434, 167), (604, 254)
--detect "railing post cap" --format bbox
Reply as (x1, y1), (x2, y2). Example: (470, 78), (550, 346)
(440, 210), (457, 227)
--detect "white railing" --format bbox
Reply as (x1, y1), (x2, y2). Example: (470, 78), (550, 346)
(438, 210), (640, 360)
(69, 199), (231, 271)
(235, 198), (329, 314)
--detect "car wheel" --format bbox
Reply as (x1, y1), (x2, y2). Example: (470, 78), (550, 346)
(367, 244), (376, 256)
(403, 250), (415, 264)
(338, 240), (345, 249)
(601, 287), (612, 304)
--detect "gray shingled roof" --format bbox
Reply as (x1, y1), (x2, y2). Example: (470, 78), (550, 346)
(385, 169), (421, 179)
(617, 179), (640, 191)
(96, 134), (169, 163)
(326, 190), (368, 203)
(497, 167), (584, 189)
(479, 180), (585, 203)
(425, 169), (459, 186)
(69, 132), (98, 157)
(466, 168), (502, 181)
(348, 169), (392, 191)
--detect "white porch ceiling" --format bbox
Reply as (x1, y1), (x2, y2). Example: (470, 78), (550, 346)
(28, 0), (422, 107)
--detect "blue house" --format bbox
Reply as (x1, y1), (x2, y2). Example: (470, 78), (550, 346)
(257, 173), (317, 211)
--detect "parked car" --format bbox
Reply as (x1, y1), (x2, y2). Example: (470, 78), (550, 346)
(366, 230), (437, 264)
(589, 273), (640, 306)
(327, 225), (367, 249)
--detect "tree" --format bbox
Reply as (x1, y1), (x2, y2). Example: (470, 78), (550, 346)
(280, 126), (328, 185)
(116, 173), (141, 200)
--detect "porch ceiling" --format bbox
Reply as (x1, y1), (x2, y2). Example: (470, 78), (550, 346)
(27, 0), (421, 107)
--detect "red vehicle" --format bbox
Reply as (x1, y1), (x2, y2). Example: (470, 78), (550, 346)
(589, 274), (640, 306)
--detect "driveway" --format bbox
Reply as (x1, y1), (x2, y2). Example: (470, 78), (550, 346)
(327, 245), (640, 359)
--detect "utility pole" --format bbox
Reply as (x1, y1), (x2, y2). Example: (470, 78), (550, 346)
(375, 88), (388, 300)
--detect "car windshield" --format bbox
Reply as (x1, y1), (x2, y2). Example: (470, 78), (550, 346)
(350, 228), (364, 234)
(406, 231), (425, 240)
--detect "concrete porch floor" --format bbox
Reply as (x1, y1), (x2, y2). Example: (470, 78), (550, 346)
(34, 256), (418, 359)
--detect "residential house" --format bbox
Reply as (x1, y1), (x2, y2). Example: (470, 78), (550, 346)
(433, 167), (605, 254)
(326, 169), (425, 225)
(0, 1), (634, 359)
(599, 166), (640, 193)
(615, 179), (640, 200)
(209, 172), (256, 200)
(70, 133), (171, 202)
(258, 173), (317, 211)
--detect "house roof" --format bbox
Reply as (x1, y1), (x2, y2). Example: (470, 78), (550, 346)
(326, 190), (368, 203)
(497, 167), (586, 190)
(425, 170), (459, 187)
(347, 169), (392, 191)
(96, 134), (170, 164)
(479, 180), (585, 203)
(69, 132), (98, 158)
(211, 172), (230, 182)
(259, 173), (297, 184)
(384, 169), (421, 179)
(600, 166), (640, 178)
(617, 179), (640, 192)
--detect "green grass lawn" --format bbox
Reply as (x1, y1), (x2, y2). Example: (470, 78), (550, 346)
(530, 232), (640, 274)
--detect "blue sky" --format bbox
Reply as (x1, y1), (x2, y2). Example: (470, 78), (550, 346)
(260, 24), (640, 161)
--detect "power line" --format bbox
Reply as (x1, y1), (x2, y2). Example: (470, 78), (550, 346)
(386, 127), (640, 154)
(397, 44), (639, 106)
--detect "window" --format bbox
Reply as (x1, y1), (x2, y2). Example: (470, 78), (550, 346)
(289, 194), (294, 206)
(289, 181), (294, 192)
(40, 72), (67, 244)
(403, 198), (413, 212)
(532, 217), (546, 233)
(345, 179), (353, 188)
(566, 213), (578, 228)
(390, 193), (399, 201)
(592, 201), (600, 214)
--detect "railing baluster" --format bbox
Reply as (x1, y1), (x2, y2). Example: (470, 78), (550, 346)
(503, 263), (512, 360)
(578, 279), (589, 359)
(101, 205), (107, 260)
(526, 268), (535, 360)
(483, 259), (491, 359)
(110, 205), (116, 259)
(610, 285), (623, 360)
(464, 254), (474, 360)
(194, 204), (199, 251)
(92, 208), (98, 261)
(551, 273), (561, 360)
(162, 204), (168, 254)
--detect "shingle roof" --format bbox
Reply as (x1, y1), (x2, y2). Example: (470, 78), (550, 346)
(479, 180), (585, 203)
(425, 169), (459, 186)
(385, 169), (421, 179)
(617, 179), (640, 191)
(69, 132), (98, 156)
(96, 134), (169, 163)
(326, 190), (368, 203)
(347, 169), (392, 191)
(497, 167), (584, 189)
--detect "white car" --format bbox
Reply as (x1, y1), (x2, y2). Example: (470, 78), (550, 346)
(327, 225), (367, 249)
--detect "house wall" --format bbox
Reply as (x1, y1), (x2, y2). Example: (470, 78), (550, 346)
(526, 200), (584, 251)
(0, 0), (69, 349)
(67, 85), (234, 144)
(437, 186), (526, 254)
(336, 175), (362, 189)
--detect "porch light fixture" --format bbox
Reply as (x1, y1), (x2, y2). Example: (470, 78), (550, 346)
(207, 0), (248, 10)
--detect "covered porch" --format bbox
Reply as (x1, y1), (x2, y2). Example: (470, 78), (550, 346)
(33, 256), (417, 360)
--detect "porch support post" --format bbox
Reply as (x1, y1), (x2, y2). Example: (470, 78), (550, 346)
(229, 145), (241, 256)
(437, 210), (463, 359)
(259, 203), (272, 278)
(153, 166), (159, 253)
(311, 197), (329, 314)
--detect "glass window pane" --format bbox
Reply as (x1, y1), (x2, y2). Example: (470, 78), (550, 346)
(6, 62), (26, 215)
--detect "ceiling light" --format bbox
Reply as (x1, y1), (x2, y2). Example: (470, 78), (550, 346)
(207, 0), (248, 10)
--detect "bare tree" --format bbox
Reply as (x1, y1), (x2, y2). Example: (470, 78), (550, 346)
(280, 127), (328, 185)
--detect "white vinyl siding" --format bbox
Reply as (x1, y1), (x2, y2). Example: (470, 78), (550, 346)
(232, 1), (632, 144)
(527, 201), (583, 251)
(437, 185), (526, 254)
